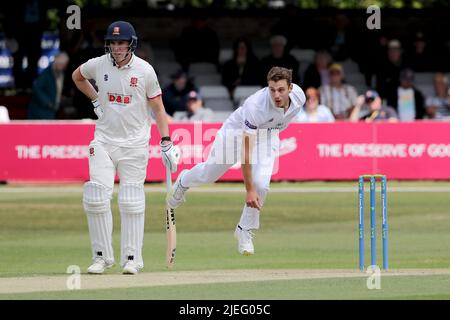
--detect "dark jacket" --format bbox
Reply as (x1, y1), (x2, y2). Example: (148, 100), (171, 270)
(302, 64), (322, 89)
(222, 55), (262, 93)
(27, 65), (59, 119)
(386, 86), (425, 120)
(162, 81), (197, 116)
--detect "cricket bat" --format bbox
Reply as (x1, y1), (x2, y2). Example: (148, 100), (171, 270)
(165, 166), (176, 268)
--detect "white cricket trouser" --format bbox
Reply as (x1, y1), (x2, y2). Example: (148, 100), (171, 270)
(84, 140), (148, 268)
(182, 128), (279, 230)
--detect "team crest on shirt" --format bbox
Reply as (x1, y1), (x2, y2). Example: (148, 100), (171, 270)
(104, 74), (108, 81)
(130, 77), (138, 87)
(89, 147), (95, 157)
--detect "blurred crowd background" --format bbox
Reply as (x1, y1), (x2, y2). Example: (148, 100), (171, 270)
(0, 0), (449, 123)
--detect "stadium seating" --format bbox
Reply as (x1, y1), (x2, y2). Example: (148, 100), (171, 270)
(154, 61), (181, 77)
(233, 85), (262, 106)
(189, 62), (218, 76)
(199, 85), (234, 111)
(194, 74), (222, 86)
(290, 49), (315, 64)
(219, 48), (233, 65)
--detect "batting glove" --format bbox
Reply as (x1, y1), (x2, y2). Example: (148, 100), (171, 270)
(92, 98), (104, 119)
(160, 141), (181, 173)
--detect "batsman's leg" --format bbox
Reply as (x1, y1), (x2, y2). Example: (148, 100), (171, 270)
(117, 146), (148, 274)
(118, 183), (145, 274)
(84, 142), (115, 274)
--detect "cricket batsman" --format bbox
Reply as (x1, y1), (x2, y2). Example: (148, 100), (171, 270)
(72, 21), (180, 274)
(168, 67), (305, 255)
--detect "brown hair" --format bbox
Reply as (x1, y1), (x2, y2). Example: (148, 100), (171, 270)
(267, 67), (292, 85)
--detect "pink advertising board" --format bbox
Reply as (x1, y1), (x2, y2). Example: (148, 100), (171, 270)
(1, 121), (450, 182)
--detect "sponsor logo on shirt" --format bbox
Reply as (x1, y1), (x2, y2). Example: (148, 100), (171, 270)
(268, 123), (284, 131)
(245, 119), (257, 130)
(108, 92), (132, 105)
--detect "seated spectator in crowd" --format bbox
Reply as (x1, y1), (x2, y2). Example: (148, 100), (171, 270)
(405, 32), (434, 72)
(173, 91), (214, 122)
(222, 37), (262, 97)
(260, 35), (300, 84)
(172, 16), (220, 71)
(359, 30), (389, 88)
(319, 63), (358, 120)
(162, 69), (197, 116)
(386, 68), (425, 121)
(302, 51), (333, 89)
(350, 90), (398, 122)
(295, 87), (335, 122)
(27, 52), (70, 119)
(425, 73), (450, 120)
(376, 39), (408, 98)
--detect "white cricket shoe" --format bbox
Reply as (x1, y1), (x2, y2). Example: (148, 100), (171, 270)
(87, 258), (114, 274)
(167, 169), (189, 209)
(234, 225), (255, 255)
(122, 261), (140, 275)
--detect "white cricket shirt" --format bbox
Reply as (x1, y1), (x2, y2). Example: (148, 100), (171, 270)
(80, 54), (162, 147)
(223, 83), (305, 134)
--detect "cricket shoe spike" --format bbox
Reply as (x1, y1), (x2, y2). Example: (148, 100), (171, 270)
(87, 257), (114, 274)
(234, 224), (255, 255)
(167, 169), (189, 209)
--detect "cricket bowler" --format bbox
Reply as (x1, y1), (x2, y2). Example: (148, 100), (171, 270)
(168, 66), (305, 255)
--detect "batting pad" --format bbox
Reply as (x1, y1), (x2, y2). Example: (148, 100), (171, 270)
(83, 181), (114, 265)
(118, 183), (145, 268)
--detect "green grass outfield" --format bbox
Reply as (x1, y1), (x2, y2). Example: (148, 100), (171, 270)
(1, 181), (450, 300)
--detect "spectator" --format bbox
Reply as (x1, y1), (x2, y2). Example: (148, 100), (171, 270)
(405, 32), (434, 72)
(295, 87), (334, 122)
(27, 52), (70, 119)
(162, 69), (197, 116)
(221, 37), (262, 97)
(386, 68), (426, 121)
(350, 90), (398, 122)
(260, 35), (300, 84)
(319, 63), (358, 120)
(65, 22), (105, 120)
(359, 31), (389, 88)
(172, 16), (220, 71)
(302, 50), (333, 89)
(425, 73), (450, 120)
(173, 91), (214, 122)
(376, 39), (408, 98)
(6, 0), (49, 90)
